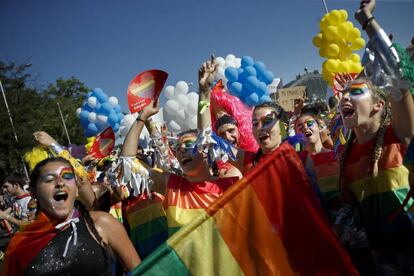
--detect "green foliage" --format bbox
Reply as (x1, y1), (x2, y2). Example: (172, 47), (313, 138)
(0, 61), (89, 178)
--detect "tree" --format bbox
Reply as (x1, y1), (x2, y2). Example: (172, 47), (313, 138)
(0, 61), (89, 179)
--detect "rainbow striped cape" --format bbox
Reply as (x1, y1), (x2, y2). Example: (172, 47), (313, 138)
(131, 143), (357, 275)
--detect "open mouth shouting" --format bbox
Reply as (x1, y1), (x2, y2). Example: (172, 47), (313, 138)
(341, 104), (355, 119)
(180, 156), (193, 167)
(258, 132), (270, 143)
(52, 190), (69, 204)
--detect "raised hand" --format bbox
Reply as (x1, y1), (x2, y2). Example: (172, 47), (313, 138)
(355, 0), (375, 26)
(199, 54), (218, 93)
(141, 100), (160, 121)
(33, 131), (57, 147)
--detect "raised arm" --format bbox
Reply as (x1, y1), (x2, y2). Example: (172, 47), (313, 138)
(356, 0), (414, 145)
(198, 55), (218, 130)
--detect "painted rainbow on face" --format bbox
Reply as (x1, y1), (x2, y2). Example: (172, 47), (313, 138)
(58, 167), (75, 183)
(178, 136), (197, 150)
(345, 82), (370, 99)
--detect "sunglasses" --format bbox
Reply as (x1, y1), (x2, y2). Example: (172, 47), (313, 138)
(252, 111), (278, 130)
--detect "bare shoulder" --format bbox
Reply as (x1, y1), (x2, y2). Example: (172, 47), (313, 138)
(90, 211), (119, 228)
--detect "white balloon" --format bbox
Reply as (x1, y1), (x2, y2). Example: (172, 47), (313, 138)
(119, 114), (138, 137)
(108, 96), (118, 107)
(88, 112), (97, 123)
(216, 67), (225, 80)
(76, 107), (82, 117)
(97, 114), (108, 123)
(186, 92), (198, 103)
(225, 60), (236, 68)
(234, 58), (242, 68)
(164, 86), (175, 100)
(215, 57), (225, 67)
(176, 94), (189, 107)
(119, 126), (128, 137)
(225, 54), (236, 62)
(168, 120), (181, 133)
(175, 109), (186, 122)
(188, 100), (198, 114)
(174, 81), (189, 96)
(189, 115), (197, 129)
(165, 99), (179, 114)
(87, 97), (97, 108)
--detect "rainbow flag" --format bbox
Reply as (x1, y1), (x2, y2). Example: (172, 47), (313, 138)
(124, 193), (168, 259)
(131, 143), (357, 275)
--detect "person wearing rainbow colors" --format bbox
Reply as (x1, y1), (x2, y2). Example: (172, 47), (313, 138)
(335, 1), (414, 273)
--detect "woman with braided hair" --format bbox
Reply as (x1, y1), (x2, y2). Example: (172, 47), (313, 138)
(1, 157), (141, 275)
(336, 1), (414, 261)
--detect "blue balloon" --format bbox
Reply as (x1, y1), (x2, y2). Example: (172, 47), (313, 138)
(261, 70), (275, 85)
(224, 67), (239, 82)
(87, 123), (99, 135)
(82, 102), (93, 112)
(241, 56), (254, 67)
(96, 120), (108, 130)
(245, 76), (260, 92)
(80, 110), (90, 121)
(86, 91), (92, 98)
(92, 88), (108, 103)
(95, 102), (101, 111)
(236, 67), (244, 76)
(98, 102), (113, 116)
(253, 61), (266, 76)
(80, 117), (89, 128)
(108, 113), (118, 126)
(244, 66), (257, 77)
(246, 93), (259, 106)
(260, 95), (272, 104)
(112, 123), (120, 132)
(257, 82), (268, 96)
(117, 113), (124, 122)
(229, 82), (243, 96)
(114, 105), (122, 113)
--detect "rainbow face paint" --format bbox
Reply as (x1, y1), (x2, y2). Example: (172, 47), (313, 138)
(40, 167), (75, 185)
(296, 119), (316, 131)
(176, 136), (197, 152)
(344, 82), (371, 99)
(252, 111), (278, 130)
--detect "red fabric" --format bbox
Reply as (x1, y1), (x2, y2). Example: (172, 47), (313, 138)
(2, 212), (60, 276)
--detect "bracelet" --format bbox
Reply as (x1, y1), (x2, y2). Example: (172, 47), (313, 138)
(362, 16), (375, 30)
(199, 100), (210, 114)
(136, 117), (146, 124)
(50, 142), (64, 154)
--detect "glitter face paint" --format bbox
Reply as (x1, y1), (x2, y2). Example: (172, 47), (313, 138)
(344, 82), (371, 100)
(252, 111), (278, 130)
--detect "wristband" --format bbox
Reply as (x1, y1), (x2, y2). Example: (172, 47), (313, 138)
(50, 142), (64, 154)
(199, 100), (210, 114)
(362, 16), (375, 30)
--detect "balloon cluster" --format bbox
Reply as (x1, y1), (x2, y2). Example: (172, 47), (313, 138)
(312, 9), (365, 86)
(225, 56), (273, 106)
(163, 81), (198, 133)
(214, 54), (241, 85)
(77, 88), (124, 137)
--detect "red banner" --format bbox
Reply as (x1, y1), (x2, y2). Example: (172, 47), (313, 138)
(89, 127), (115, 158)
(127, 70), (168, 113)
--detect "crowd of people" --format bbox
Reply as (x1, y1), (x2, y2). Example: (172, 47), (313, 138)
(1, 0), (414, 275)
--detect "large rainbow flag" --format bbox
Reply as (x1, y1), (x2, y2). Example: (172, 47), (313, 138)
(131, 143), (357, 275)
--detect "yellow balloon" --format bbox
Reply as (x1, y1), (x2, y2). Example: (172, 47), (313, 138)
(337, 61), (351, 73)
(349, 62), (363, 74)
(347, 27), (361, 42)
(350, 37), (365, 50)
(328, 10), (341, 25)
(325, 26), (338, 40)
(319, 17), (330, 31)
(350, 53), (361, 63)
(337, 22), (349, 38)
(345, 21), (354, 29)
(339, 9), (348, 22)
(326, 43), (340, 57)
(337, 38), (348, 48)
(312, 33), (323, 48)
(319, 48), (329, 58)
(326, 59), (339, 72)
(339, 46), (352, 60)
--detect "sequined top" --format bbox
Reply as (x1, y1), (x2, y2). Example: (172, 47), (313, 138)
(24, 216), (111, 276)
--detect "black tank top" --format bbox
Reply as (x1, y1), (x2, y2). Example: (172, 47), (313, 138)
(25, 216), (112, 276)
